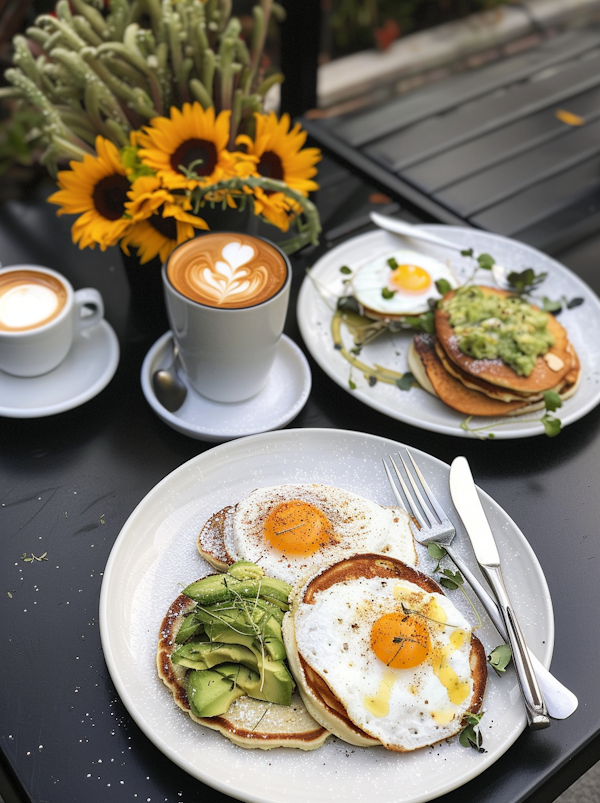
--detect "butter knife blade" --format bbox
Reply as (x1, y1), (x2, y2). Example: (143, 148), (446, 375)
(449, 456), (550, 729)
(448, 457), (501, 568)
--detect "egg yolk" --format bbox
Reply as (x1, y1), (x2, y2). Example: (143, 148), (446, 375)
(370, 612), (430, 669)
(263, 500), (334, 556)
(390, 263), (432, 294)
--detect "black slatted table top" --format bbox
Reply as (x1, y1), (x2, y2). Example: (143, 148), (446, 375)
(303, 25), (600, 253)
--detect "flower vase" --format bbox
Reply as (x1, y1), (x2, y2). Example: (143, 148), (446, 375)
(197, 203), (259, 236)
(121, 250), (169, 340)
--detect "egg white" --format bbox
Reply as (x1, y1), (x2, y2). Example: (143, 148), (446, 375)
(293, 575), (475, 751)
(225, 484), (416, 585)
(351, 249), (457, 316)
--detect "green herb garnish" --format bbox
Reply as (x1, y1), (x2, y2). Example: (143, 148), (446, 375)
(425, 544), (481, 628)
(435, 278), (453, 296)
(21, 552), (48, 563)
(396, 372), (415, 391)
(477, 253), (495, 271)
(460, 391), (563, 439)
(459, 711), (486, 751)
(488, 644), (512, 675)
(506, 268), (547, 294)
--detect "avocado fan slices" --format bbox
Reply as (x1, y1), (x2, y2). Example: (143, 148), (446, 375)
(170, 561), (295, 718)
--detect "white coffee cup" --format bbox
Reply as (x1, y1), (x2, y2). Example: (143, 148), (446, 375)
(162, 232), (291, 403)
(0, 265), (104, 377)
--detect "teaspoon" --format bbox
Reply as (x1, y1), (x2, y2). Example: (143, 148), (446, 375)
(152, 339), (187, 412)
(370, 212), (511, 289)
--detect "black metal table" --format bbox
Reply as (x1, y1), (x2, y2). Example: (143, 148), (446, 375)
(1, 159), (599, 803)
(302, 25), (600, 257)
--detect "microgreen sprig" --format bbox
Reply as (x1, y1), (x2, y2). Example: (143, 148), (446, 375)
(21, 551), (48, 563)
(488, 644), (512, 675)
(460, 390), (563, 439)
(459, 711), (486, 751)
(426, 544), (481, 629)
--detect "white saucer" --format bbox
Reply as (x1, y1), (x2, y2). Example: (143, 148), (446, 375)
(141, 332), (312, 441)
(0, 320), (120, 418)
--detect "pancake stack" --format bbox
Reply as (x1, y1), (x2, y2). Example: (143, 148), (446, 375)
(283, 554), (487, 752)
(408, 286), (580, 417)
(157, 583), (330, 750)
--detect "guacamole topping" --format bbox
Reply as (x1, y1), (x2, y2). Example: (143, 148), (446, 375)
(441, 286), (555, 376)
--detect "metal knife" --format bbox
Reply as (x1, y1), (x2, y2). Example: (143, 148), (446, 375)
(449, 456), (551, 729)
(370, 212), (466, 251)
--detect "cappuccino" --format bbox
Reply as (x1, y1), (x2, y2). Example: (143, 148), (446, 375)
(167, 232), (287, 309)
(0, 265), (104, 377)
(0, 269), (67, 332)
(163, 232), (292, 402)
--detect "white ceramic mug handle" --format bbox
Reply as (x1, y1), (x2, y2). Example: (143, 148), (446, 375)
(74, 287), (104, 332)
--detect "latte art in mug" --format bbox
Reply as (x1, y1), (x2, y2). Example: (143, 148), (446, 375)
(167, 233), (287, 309)
(0, 270), (67, 332)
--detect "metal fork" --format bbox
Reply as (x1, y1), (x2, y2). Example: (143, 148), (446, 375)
(383, 450), (578, 721)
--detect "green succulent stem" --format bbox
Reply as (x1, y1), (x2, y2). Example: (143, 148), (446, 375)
(5, 0), (321, 247)
(191, 176), (321, 252)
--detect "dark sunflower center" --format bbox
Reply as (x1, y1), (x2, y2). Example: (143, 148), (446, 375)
(92, 174), (130, 221)
(171, 139), (217, 176)
(150, 207), (177, 240)
(257, 150), (284, 181)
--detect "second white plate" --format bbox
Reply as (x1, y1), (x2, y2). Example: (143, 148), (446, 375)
(297, 227), (600, 438)
(99, 428), (553, 803)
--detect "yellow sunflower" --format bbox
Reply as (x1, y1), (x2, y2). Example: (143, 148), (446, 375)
(47, 136), (132, 250)
(120, 176), (209, 264)
(136, 103), (241, 191)
(250, 186), (294, 232)
(236, 112), (321, 195)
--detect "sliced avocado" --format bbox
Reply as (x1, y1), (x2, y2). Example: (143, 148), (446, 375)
(196, 605), (259, 637)
(207, 622), (287, 662)
(228, 561), (264, 580)
(213, 660), (295, 706)
(193, 596), (285, 624)
(262, 635), (287, 662)
(183, 574), (291, 609)
(186, 668), (245, 718)
(247, 659), (295, 705)
(172, 640), (258, 672)
(175, 613), (205, 644)
(200, 606), (283, 642)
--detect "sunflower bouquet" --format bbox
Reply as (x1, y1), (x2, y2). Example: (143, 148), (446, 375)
(1, 0), (322, 263)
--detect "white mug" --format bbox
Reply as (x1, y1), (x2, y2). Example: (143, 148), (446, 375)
(0, 265), (104, 377)
(162, 232), (291, 403)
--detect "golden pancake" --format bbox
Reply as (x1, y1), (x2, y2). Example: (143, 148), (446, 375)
(410, 335), (534, 416)
(283, 554), (487, 752)
(197, 505), (235, 572)
(435, 286), (572, 392)
(434, 340), (564, 402)
(157, 589), (330, 750)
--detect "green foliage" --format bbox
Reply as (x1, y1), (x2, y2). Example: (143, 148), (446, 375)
(326, 0), (508, 57)
(488, 644), (512, 675)
(395, 372), (415, 390)
(459, 711), (485, 751)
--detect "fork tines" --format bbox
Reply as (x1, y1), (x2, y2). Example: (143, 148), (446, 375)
(383, 451), (445, 531)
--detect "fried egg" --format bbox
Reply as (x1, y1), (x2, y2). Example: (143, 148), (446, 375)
(351, 249), (457, 316)
(293, 574), (477, 751)
(225, 484), (416, 585)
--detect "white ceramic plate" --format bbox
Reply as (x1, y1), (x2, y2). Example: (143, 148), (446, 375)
(297, 227), (600, 438)
(99, 428), (553, 803)
(0, 320), (119, 418)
